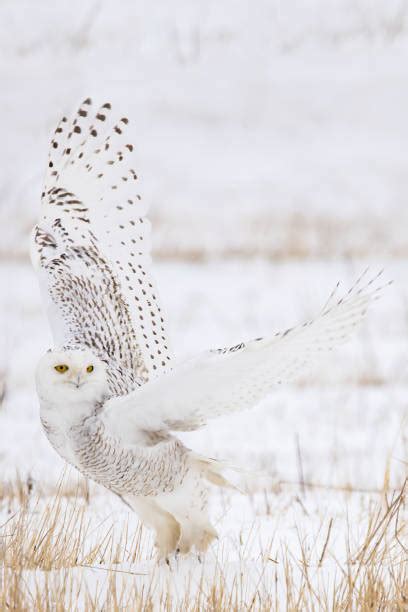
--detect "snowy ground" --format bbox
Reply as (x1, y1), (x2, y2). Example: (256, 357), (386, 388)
(0, 260), (407, 607)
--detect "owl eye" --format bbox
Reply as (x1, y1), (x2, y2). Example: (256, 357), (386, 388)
(54, 364), (69, 373)
(86, 365), (94, 373)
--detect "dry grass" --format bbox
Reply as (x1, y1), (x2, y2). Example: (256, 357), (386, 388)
(150, 212), (408, 262)
(0, 474), (406, 610)
(0, 369), (7, 410)
(0, 475), (147, 573)
(4, 211), (408, 264)
(0, 471), (90, 511)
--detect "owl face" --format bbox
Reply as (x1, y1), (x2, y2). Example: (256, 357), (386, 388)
(35, 348), (109, 405)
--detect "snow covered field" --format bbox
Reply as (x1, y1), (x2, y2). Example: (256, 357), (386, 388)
(1, 0), (408, 608)
(0, 260), (407, 608)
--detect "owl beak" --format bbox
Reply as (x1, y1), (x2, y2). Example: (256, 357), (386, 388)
(66, 370), (85, 389)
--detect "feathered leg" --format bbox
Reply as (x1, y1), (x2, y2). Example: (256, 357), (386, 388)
(177, 520), (218, 554)
(130, 497), (181, 559)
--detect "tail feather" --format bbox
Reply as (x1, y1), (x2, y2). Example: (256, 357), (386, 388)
(191, 454), (251, 493)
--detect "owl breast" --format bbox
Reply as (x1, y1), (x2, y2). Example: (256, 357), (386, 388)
(40, 414), (80, 468)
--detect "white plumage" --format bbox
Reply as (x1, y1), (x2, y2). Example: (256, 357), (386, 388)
(31, 99), (388, 559)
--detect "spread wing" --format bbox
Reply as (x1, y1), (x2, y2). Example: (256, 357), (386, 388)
(30, 98), (172, 385)
(103, 270), (390, 437)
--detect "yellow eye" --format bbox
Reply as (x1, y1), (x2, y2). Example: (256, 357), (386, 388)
(86, 365), (94, 373)
(54, 364), (69, 373)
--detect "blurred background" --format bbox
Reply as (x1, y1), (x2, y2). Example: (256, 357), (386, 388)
(2, 0), (408, 260)
(0, 0), (407, 488)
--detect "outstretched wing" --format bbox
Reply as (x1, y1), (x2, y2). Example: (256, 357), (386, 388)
(31, 98), (172, 385)
(103, 270), (390, 436)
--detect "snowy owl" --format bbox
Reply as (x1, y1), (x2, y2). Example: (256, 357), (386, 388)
(31, 98), (387, 559)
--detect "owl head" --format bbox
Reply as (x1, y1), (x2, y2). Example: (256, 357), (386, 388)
(35, 348), (109, 406)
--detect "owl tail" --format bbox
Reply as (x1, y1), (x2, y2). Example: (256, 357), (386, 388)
(191, 454), (253, 493)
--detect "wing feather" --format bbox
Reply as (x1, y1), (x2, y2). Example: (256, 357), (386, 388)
(31, 98), (172, 387)
(103, 270), (390, 436)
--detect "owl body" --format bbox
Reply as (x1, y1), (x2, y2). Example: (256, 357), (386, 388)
(41, 402), (190, 498)
(36, 350), (189, 499)
(32, 99), (387, 558)
(35, 347), (217, 557)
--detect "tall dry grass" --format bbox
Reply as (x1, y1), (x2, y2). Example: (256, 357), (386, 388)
(0, 473), (406, 610)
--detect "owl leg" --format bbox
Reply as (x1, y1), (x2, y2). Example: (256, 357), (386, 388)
(153, 473), (217, 555)
(154, 513), (181, 560)
(130, 497), (181, 559)
(177, 520), (218, 554)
